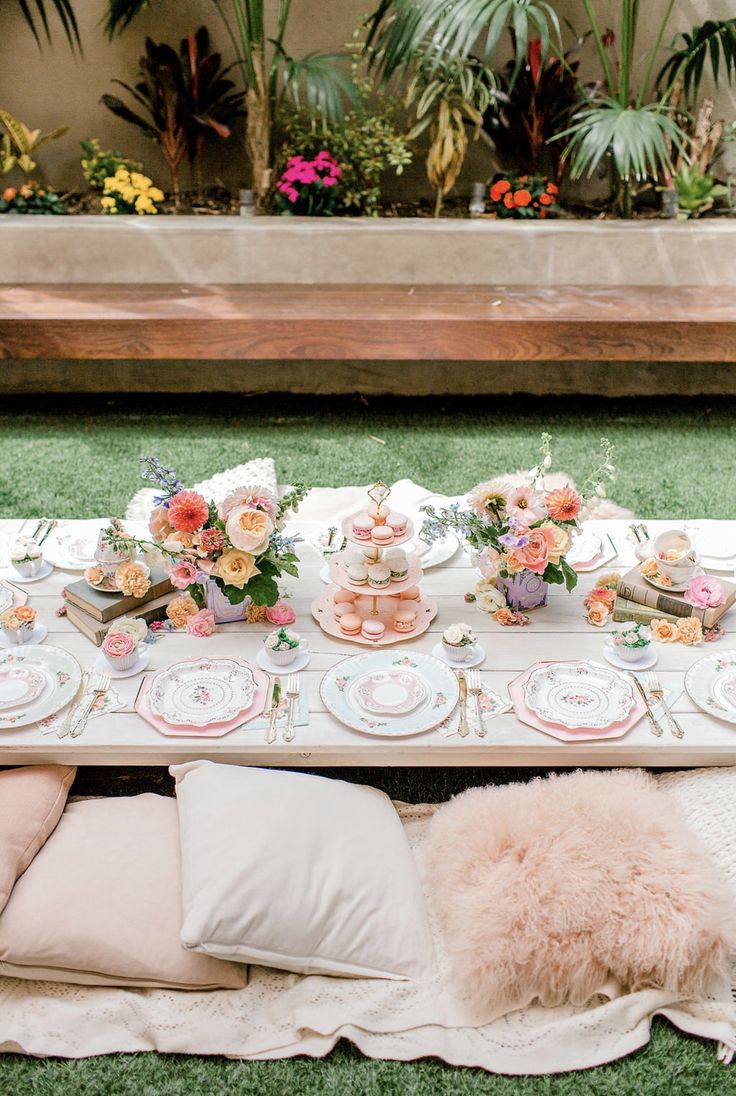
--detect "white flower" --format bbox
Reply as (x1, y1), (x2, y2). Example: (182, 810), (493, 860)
(107, 617), (147, 643)
(476, 583), (507, 614)
(443, 624), (466, 646)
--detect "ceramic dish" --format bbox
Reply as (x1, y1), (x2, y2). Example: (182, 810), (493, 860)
(566, 530), (602, 568)
(149, 657), (256, 727)
(341, 515), (415, 549)
(256, 645), (311, 675)
(321, 650), (458, 737)
(642, 566), (704, 594)
(94, 647), (151, 680)
(602, 644), (657, 671)
(0, 645), (82, 729)
(354, 669), (428, 715)
(329, 551), (422, 596)
(685, 650), (736, 725)
(311, 585), (438, 647)
(522, 660), (636, 730)
(509, 662), (645, 743)
(431, 641), (486, 668)
(0, 584), (15, 616)
(135, 657), (269, 737)
(0, 623), (48, 649)
(5, 561), (53, 585)
(0, 666), (46, 710)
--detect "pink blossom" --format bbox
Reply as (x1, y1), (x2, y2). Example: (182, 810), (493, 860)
(186, 608), (216, 638)
(506, 485), (545, 524)
(219, 486), (278, 523)
(149, 620), (166, 632)
(685, 574), (725, 609)
(170, 559), (198, 590)
(266, 600), (296, 626)
(322, 176), (338, 187)
(478, 546), (502, 580)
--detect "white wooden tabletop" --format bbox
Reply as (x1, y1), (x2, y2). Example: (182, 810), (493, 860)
(1, 517), (735, 769)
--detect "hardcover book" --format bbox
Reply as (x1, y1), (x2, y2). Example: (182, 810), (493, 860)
(616, 566), (734, 628)
(63, 567), (173, 623)
(66, 594), (173, 646)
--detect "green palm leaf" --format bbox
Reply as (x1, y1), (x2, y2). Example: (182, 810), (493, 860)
(556, 98), (685, 181)
(280, 51), (360, 124)
(366, 0), (560, 82)
(15, 0), (80, 49)
(103, 0), (149, 37)
(656, 19), (736, 103)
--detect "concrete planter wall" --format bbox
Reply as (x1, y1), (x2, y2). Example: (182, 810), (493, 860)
(1, 216), (735, 287)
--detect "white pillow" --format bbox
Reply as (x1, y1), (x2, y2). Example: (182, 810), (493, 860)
(171, 762), (434, 980)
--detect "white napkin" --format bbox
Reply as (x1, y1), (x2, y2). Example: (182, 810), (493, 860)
(437, 682), (512, 738)
(38, 680), (124, 736)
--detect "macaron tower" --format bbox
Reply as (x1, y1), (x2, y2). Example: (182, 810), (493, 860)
(311, 481), (437, 646)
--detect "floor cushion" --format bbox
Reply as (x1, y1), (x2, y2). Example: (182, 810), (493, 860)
(425, 769), (735, 1017)
(0, 764), (75, 914)
(171, 761), (434, 980)
(0, 793), (246, 990)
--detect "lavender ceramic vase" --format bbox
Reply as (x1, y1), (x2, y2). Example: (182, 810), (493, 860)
(497, 570), (548, 611)
(202, 578), (249, 623)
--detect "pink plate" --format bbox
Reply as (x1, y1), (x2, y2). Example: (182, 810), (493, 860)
(354, 669), (427, 715)
(0, 666), (45, 710)
(135, 656), (269, 738)
(508, 662), (646, 742)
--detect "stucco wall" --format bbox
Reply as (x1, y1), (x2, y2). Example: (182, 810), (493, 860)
(0, 0), (734, 196)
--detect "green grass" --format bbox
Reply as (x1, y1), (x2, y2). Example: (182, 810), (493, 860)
(0, 391), (734, 1093)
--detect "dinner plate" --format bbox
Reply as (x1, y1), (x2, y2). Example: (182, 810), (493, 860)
(321, 650), (458, 737)
(509, 663), (645, 743)
(566, 529), (602, 567)
(523, 660), (636, 730)
(149, 657), (257, 727)
(685, 650), (736, 725)
(5, 561), (54, 584)
(135, 658), (269, 738)
(0, 645), (82, 729)
(0, 666), (46, 709)
(354, 669), (428, 715)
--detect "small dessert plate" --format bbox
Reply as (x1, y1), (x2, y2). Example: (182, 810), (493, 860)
(94, 646), (151, 679)
(602, 643), (657, 671)
(432, 641), (486, 668)
(0, 623), (48, 649)
(84, 572), (120, 594)
(354, 669), (427, 715)
(256, 645), (311, 675)
(6, 561), (53, 584)
(0, 666), (46, 709)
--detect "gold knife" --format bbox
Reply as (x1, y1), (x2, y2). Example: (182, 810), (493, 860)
(266, 677), (282, 744)
(456, 671), (470, 738)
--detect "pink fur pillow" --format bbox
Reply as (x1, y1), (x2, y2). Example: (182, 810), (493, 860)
(426, 770), (735, 1017)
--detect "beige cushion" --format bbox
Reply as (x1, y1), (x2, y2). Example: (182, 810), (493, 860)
(172, 762), (434, 980)
(0, 793), (246, 990)
(0, 764), (76, 914)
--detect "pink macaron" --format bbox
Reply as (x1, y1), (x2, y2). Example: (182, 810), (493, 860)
(334, 603), (354, 620)
(340, 613), (362, 635)
(351, 514), (374, 540)
(361, 619), (385, 641)
(386, 512), (408, 536)
(399, 586), (421, 601)
(371, 526), (394, 546)
(334, 589), (357, 605)
(367, 502), (387, 526)
(393, 608), (417, 633)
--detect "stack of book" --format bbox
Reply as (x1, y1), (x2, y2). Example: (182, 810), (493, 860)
(64, 567), (174, 646)
(614, 565), (734, 628)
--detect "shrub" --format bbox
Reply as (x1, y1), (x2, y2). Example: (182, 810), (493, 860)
(0, 182), (67, 214)
(101, 168), (164, 215)
(81, 138), (142, 190)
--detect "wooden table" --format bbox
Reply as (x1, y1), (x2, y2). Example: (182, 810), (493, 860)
(0, 518), (734, 769)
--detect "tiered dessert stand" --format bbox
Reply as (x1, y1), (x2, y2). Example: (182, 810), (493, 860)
(311, 483), (438, 646)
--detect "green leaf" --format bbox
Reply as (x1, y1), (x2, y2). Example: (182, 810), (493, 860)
(555, 97), (684, 181)
(542, 563), (565, 585)
(560, 558), (578, 592)
(211, 577), (248, 604)
(656, 19), (736, 103)
(281, 51), (360, 124)
(244, 571), (281, 606)
(18, 0), (81, 50)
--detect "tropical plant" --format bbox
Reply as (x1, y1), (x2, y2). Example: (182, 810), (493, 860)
(406, 50), (497, 216)
(0, 110), (69, 179)
(102, 29), (244, 205)
(674, 162), (727, 217)
(104, 0), (359, 204)
(0, 181), (67, 214)
(80, 138), (142, 190)
(657, 21), (736, 109)
(11, 0), (79, 50)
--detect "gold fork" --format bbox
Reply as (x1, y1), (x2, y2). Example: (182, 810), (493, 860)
(467, 668), (486, 738)
(643, 671), (684, 739)
(628, 672), (663, 738)
(456, 671), (470, 738)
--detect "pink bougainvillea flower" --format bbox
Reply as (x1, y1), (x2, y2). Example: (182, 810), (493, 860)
(545, 485), (582, 523)
(506, 485), (545, 524)
(167, 490), (209, 533)
(170, 559), (199, 590)
(684, 574), (725, 609)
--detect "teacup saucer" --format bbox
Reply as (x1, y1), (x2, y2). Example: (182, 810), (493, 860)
(432, 642), (486, 668)
(643, 566), (703, 594)
(94, 646), (151, 679)
(0, 623), (48, 648)
(5, 562), (53, 584)
(603, 643), (657, 671)
(256, 645), (311, 674)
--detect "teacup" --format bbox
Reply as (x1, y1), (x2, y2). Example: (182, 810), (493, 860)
(265, 637), (308, 666)
(95, 530), (133, 578)
(11, 554), (43, 579)
(653, 530), (699, 582)
(442, 639), (476, 663)
(2, 620), (34, 645)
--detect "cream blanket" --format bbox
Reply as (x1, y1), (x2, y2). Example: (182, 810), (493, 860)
(0, 768), (734, 1073)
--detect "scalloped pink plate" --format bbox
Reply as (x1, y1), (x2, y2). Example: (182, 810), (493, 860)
(0, 666), (45, 710)
(135, 656), (269, 737)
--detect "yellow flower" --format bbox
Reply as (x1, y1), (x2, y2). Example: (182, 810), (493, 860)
(598, 571), (621, 589)
(100, 196), (116, 208)
(130, 172), (150, 189)
(651, 618), (679, 643)
(542, 522), (571, 565)
(586, 601), (609, 627)
(103, 175), (117, 190)
(677, 617), (703, 646)
(135, 195), (154, 213)
(149, 187), (164, 202)
(215, 548), (260, 589)
(167, 594), (199, 629)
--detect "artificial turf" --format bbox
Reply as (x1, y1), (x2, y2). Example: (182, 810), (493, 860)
(0, 391), (733, 1095)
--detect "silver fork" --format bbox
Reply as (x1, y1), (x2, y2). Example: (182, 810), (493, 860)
(627, 672), (663, 737)
(643, 670), (685, 739)
(70, 671), (110, 738)
(283, 672), (300, 742)
(467, 668), (486, 738)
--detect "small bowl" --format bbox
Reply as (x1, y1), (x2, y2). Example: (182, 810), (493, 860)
(442, 639), (476, 663)
(11, 556), (43, 579)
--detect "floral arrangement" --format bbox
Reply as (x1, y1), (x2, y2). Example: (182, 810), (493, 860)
(442, 623), (475, 648)
(274, 151), (341, 215)
(101, 168), (164, 215)
(80, 138), (142, 191)
(583, 572), (620, 627)
(0, 182), (67, 215)
(11, 539), (42, 564)
(488, 174), (559, 219)
(611, 621), (651, 650)
(423, 435), (616, 623)
(85, 556), (151, 597)
(104, 457), (306, 616)
(0, 606), (36, 631)
(265, 627), (299, 652)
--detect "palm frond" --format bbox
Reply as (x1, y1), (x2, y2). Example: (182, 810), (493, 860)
(366, 0), (560, 81)
(17, 0), (80, 49)
(281, 51), (359, 123)
(103, 0), (151, 37)
(556, 98), (685, 181)
(657, 19), (736, 103)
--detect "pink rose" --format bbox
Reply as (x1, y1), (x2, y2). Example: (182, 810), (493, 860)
(515, 526), (555, 574)
(170, 559), (198, 590)
(266, 601), (296, 626)
(186, 608), (216, 638)
(684, 574), (725, 609)
(102, 631), (136, 658)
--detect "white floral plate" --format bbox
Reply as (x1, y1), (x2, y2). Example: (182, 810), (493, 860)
(0, 645), (82, 729)
(523, 660), (635, 730)
(321, 650), (458, 737)
(685, 650), (736, 725)
(0, 666), (46, 709)
(354, 670), (428, 715)
(149, 657), (257, 728)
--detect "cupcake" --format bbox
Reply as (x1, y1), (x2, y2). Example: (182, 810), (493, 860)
(333, 589), (357, 605)
(347, 563), (368, 586)
(386, 512), (408, 537)
(371, 526), (394, 546)
(367, 563), (391, 589)
(102, 630), (138, 671)
(340, 613), (362, 636)
(394, 608), (417, 633)
(610, 621), (652, 663)
(367, 503), (387, 526)
(351, 514), (374, 541)
(361, 619), (385, 641)
(264, 627), (302, 666)
(385, 548), (408, 580)
(399, 586), (421, 601)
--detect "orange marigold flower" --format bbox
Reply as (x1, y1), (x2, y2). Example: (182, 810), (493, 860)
(540, 193), (553, 205)
(2, 187), (16, 202)
(546, 182), (559, 194)
(513, 189), (532, 206)
(491, 179), (511, 199)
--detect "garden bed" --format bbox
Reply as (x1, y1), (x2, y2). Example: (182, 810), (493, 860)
(1, 217), (735, 287)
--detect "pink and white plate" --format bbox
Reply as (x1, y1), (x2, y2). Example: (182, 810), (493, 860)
(0, 666), (45, 710)
(150, 657), (256, 727)
(354, 670), (428, 715)
(135, 656), (269, 737)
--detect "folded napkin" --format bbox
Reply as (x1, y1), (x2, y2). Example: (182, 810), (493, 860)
(437, 682), (512, 738)
(38, 679), (124, 736)
(247, 682), (309, 731)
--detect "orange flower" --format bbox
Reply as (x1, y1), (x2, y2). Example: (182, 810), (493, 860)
(651, 618), (678, 643)
(513, 189), (532, 207)
(519, 175), (528, 183)
(546, 182), (559, 194)
(115, 560), (150, 598)
(14, 606), (36, 623)
(166, 594), (199, 628)
(490, 180), (511, 201)
(639, 558), (659, 578)
(586, 601), (609, 627)
(586, 586), (615, 611)
(540, 193), (553, 206)
(677, 617), (703, 646)
(2, 187), (16, 202)
(495, 608), (516, 626)
(503, 193), (514, 209)
(545, 485), (581, 522)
